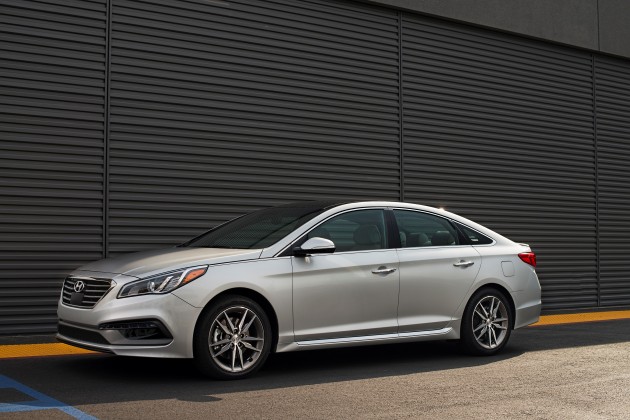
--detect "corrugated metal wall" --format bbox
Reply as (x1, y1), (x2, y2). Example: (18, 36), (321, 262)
(596, 55), (630, 307)
(0, 0), (107, 334)
(400, 15), (597, 311)
(107, 0), (401, 254)
(2, 0), (630, 334)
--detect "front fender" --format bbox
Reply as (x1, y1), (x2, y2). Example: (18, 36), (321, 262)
(171, 257), (294, 346)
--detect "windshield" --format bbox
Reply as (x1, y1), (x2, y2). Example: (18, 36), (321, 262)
(183, 204), (327, 249)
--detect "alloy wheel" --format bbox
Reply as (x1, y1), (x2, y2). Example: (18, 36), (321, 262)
(208, 305), (265, 373)
(471, 295), (509, 350)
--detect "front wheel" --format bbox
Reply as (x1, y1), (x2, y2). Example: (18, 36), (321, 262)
(194, 295), (272, 379)
(460, 288), (513, 355)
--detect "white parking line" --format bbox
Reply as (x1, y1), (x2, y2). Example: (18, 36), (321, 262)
(0, 375), (98, 419)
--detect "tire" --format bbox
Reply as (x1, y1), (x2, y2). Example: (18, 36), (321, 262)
(460, 288), (513, 356)
(193, 295), (272, 380)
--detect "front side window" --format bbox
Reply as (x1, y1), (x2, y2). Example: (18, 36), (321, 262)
(309, 209), (387, 252)
(393, 210), (459, 248)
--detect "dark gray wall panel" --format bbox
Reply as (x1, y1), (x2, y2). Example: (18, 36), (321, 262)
(368, 0), (599, 52)
(401, 16), (597, 310)
(598, 0), (630, 58)
(0, 0), (106, 333)
(369, 0), (630, 61)
(107, 0), (401, 253)
(596, 55), (630, 307)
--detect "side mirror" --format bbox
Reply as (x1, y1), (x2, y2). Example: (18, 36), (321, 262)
(293, 237), (335, 257)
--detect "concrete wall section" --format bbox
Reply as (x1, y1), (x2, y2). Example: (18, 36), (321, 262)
(599, 0), (630, 57)
(366, 0), (630, 60)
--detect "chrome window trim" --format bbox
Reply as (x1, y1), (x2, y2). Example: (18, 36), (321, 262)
(396, 244), (474, 250)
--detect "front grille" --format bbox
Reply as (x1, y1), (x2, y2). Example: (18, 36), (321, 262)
(62, 277), (113, 308)
(58, 324), (110, 345)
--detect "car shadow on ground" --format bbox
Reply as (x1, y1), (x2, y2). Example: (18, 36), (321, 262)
(1, 319), (629, 406)
(40, 339), (521, 405)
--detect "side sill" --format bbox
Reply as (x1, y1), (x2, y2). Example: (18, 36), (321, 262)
(296, 327), (453, 347)
(398, 327), (453, 338)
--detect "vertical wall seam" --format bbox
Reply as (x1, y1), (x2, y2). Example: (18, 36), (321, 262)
(103, 0), (112, 258)
(596, 0), (601, 51)
(593, 54), (600, 307)
(398, 11), (404, 202)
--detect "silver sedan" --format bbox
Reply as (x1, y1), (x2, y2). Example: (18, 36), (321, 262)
(57, 201), (541, 379)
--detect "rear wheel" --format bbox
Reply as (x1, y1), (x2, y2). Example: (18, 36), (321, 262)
(194, 295), (271, 379)
(460, 288), (512, 355)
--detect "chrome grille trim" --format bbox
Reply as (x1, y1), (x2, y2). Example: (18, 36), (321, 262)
(62, 277), (114, 308)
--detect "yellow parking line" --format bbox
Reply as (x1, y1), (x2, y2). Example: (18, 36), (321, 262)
(532, 310), (630, 326)
(0, 343), (94, 359)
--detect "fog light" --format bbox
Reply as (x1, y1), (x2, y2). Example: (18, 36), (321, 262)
(122, 327), (159, 339)
(98, 319), (172, 340)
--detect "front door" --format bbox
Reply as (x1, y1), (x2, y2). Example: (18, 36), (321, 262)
(292, 209), (400, 342)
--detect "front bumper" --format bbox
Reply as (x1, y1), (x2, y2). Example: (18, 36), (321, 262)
(57, 289), (202, 358)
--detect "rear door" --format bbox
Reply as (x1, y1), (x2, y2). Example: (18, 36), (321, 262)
(392, 209), (481, 333)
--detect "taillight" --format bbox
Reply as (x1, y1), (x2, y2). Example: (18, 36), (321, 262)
(518, 252), (536, 268)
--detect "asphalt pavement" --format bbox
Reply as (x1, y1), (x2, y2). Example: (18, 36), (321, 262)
(1, 320), (630, 419)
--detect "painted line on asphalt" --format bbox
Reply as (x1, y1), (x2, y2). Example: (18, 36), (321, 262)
(0, 374), (98, 419)
(0, 343), (94, 359)
(531, 309), (630, 326)
(1, 310), (630, 359)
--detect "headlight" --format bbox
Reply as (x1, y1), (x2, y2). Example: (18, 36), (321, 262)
(118, 266), (208, 298)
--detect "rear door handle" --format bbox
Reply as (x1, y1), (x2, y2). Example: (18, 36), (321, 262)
(453, 260), (475, 268)
(372, 266), (397, 275)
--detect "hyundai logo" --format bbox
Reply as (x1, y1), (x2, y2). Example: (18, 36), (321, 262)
(73, 280), (86, 293)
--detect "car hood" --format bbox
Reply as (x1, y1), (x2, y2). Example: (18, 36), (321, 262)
(73, 247), (263, 279)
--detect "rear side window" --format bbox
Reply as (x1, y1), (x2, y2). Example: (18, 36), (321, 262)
(456, 223), (494, 245)
(393, 210), (459, 247)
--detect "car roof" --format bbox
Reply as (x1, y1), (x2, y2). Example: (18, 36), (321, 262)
(275, 200), (354, 211)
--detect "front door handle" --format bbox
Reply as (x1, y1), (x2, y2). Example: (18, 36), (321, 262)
(372, 266), (397, 275)
(453, 260), (475, 268)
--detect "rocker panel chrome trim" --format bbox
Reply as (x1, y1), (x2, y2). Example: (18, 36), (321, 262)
(296, 327), (453, 347)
